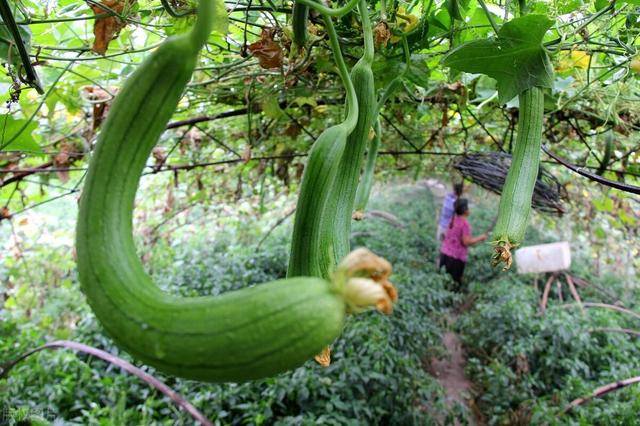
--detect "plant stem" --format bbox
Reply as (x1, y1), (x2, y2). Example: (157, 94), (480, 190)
(359, 0), (374, 63)
(296, 0), (359, 17)
(477, 0), (499, 35)
(190, 0), (215, 47)
(160, 0), (194, 17)
(545, 2), (615, 47)
(323, 15), (359, 132)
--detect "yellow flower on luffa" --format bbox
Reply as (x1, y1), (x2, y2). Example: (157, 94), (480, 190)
(391, 7), (419, 43)
(556, 50), (591, 72)
(313, 248), (398, 367)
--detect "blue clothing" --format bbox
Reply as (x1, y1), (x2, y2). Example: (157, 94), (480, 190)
(438, 192), (457, 228)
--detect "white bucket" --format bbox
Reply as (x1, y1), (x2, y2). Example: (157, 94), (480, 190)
(514, 242), (571, 274)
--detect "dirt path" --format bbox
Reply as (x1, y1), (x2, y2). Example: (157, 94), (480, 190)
(429, 326), (472, 407)
(420, 179), (482, 424)
(425, 310), (483, 425)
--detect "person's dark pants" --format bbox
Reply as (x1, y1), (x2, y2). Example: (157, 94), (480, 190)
(439, 253), (466, 286)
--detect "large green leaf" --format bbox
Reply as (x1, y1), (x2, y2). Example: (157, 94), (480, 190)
(442, 14), (554, 103)
(0, 114), (40, 152)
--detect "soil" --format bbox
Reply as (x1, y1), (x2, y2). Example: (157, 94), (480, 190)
(421, 179), (484, 425)
(424, 308), (485, 425)
(429, 327), (472, 407)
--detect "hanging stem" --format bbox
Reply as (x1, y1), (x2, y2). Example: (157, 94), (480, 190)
(160, 0), (194, 17)
(358, 0), (374, 63)
(190, 0), (216, 47)
(323, 14), (359, 131)
(296, 0), (359, 17)
(0, 55), (79, 151)
(401, 35), (410, 65)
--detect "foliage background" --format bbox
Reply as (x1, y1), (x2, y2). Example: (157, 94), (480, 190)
(2, 183), (639, 424)
(1, 0), (640, 424)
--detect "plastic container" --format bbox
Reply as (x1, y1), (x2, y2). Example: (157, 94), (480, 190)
(514, 241), (571, 274)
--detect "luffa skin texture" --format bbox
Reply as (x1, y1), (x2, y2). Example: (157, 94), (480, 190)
(354, 118), (381, 215)
(492, 86), (545, 268)
(331, 0), (377, 264)
(288, 14), (360, 280)
(288, 126), (352, 278)
(292, 2), (309, 46)
(288, 1), (375, 279)
(76, 1), (345, 383)
(354, 55), (406, 217)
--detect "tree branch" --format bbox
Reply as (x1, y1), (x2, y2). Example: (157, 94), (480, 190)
(0, 340), (212, 426)
(562, 376), (640, 414)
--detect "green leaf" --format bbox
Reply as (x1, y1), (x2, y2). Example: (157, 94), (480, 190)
(262, 96), (284, 119)
(594, 0), (609, 11)
(429, 9), (452, 36)
(592, 196), (613, 212)
(556, 0), (584, 14)
(167, 0), (227, 37)
(445, 0), (470, 21)
(291, 96), (316, 107)
(210, 0), (229, 35)
(442, 14), (555, 103)
(619, 209), (636, 226)
(403, 55), (430, 88)
(0, 114), (40, 152)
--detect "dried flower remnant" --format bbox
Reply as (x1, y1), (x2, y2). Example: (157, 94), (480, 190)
(336, 248), (398, 315)
(91, 0), (138, 55)
(248, 28), (284, 69)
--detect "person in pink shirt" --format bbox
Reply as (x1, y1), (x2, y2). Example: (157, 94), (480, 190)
(439, 198), (487, 286)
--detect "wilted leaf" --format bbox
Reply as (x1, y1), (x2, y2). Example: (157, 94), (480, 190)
(82, 86), (113, 130)
(152, 147), (166, 165)
(242, 145), (252, 162)
(373, 22), (391, 48)
(53, 142), (77, 183)
(0, 206), (10, 220)
(283, 122), (302, 139)
(91, 0), (138, 55)
(248, 29), (283, 69)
